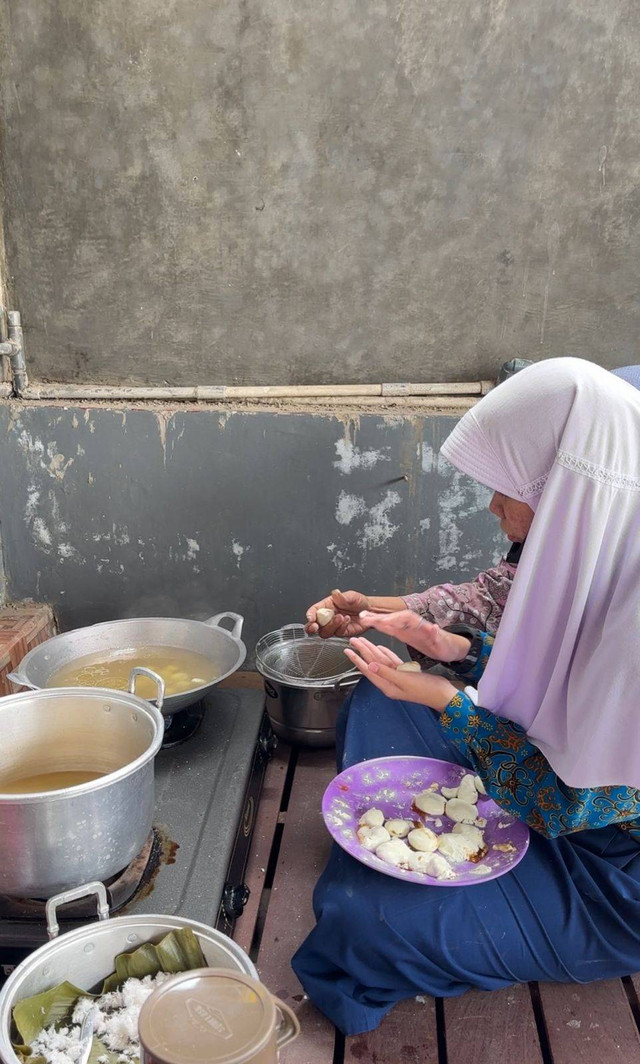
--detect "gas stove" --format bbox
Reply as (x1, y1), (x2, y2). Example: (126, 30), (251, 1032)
(0, 687), (273, 982)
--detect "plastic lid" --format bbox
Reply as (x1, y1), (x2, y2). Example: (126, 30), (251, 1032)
(137, 968), (276, 1064)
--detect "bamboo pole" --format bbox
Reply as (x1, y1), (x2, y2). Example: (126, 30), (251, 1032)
(19, 381), (492, 403)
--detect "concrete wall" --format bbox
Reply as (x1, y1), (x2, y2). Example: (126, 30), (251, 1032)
(0, 403), (504, 659)
(1, 1), (640, 386)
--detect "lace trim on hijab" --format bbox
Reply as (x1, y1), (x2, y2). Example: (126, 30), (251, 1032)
(518, 473), (550, 499)
(557, 450), (640, 492)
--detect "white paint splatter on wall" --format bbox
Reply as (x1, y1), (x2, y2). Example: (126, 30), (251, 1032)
(185, 538), (200, 561)
(358, 490), (401, 549)
(333, 437), (390, 474)
(436, 471), (494, 571)
(232, 540), (249, 568)
(335, 491), (367, 525)
(32, 517), (52, 552)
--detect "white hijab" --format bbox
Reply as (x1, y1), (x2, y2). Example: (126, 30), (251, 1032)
(440, 357), (640, 788)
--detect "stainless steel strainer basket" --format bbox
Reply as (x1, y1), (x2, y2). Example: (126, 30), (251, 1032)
(255, 624), (358, 689)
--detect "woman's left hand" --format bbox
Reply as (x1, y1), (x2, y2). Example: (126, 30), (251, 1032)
(345, 638), (458, 711)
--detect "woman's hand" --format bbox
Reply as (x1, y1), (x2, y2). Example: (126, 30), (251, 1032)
(345, 638), (458, 711)
(306, 590), (371, 637)
(358, 610), (470, 663)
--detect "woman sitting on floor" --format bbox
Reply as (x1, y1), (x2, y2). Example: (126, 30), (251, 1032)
(293, 357), (640, 1036)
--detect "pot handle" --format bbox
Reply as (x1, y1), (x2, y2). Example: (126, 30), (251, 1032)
(128, 667), (166, 712)
(6, 670), (37, 690)
(273, 997), (301, 1050)
(205, 612), (244, 641)
(46, 881), (110, 940)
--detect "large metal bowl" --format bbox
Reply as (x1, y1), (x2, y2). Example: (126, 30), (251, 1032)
(8, 613), (246, 716)
(0, 884), (257, 1064)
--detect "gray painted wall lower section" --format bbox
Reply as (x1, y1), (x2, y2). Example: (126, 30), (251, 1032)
(0, 404), (504, 660)
(2, 1), (640, 385)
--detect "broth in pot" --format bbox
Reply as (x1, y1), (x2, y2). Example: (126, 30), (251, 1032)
(0, 770), (104, 794)
(46, 646), (219, 699)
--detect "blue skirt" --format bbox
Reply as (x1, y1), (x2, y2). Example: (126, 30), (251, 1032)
(291, 680), (640, 1035)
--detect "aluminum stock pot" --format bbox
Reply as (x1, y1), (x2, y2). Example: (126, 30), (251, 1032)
(0, 672), (164, 897)
(0, 883), (258, 1064)
(8, 613), (246, 716)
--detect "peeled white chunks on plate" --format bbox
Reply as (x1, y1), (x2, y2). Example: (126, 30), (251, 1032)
(413, 791), (446, 817)
(407, 852), (455, 880)
(437, 832), (478, 863)
(357, 825), (391, 851)
(376, 839), (414, 868)
(316, 608), (336, 627)
(444, 798), (477, 824)
(452, 823), (485, 849)
(384, 819), (412, 838)
(407, 826), (439, 852)
(396, 661), (421, 673)
(457, 774), (479, 805)
(441, 785), (459, 800)
(358, 808), (385, 828)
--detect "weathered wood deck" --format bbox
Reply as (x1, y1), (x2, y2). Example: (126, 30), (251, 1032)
(233, 743), (640, 1064)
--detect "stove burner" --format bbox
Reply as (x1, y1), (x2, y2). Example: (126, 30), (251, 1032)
(0, 826), (174, 921)
(161, 703), (206, 747)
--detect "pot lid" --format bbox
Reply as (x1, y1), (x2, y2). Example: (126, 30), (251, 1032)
(137, 968), (276, 1064)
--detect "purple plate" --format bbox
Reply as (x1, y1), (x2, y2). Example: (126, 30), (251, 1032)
(322, 755), (529, 886)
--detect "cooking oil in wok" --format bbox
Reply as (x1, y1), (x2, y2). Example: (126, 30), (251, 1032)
(46, 646), (219, 698)
(0, 770), (104, 794)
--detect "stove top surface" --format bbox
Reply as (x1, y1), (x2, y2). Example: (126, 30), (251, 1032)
(0, 687), (267, 955)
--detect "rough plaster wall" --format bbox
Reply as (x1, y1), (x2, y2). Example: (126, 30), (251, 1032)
(1, 1), (639, 386)
(0, 405), (504, 660)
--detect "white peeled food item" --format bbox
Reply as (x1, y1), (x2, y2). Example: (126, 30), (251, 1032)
(475, 816), (487, 828)
(357, 825), (391, 851)
(474, 775), (487, 795)
(441, 785), (459, 800)
(437, 832), (478, 863)
(396, 661), (421, 672)
(411, 852), (455, 880)
(358, 807), (385, 828)
(375, 839), (413, 867)
(316, 608), (335, 627)
(413, 790), (446, 816)
(457, 774), (479, 805)
(407, 826), (439, 852)
(452, 823), (485, 850)
(445, 798), (478, 824)
(384, 818), (412, 838)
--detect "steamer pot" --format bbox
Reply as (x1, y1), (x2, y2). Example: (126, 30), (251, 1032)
(0, 883), (258, 1064)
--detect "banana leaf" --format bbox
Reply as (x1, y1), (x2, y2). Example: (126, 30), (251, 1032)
(12, 927), (206, 1061)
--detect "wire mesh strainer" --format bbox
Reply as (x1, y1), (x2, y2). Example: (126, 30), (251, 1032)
(255, 624), (358, 688)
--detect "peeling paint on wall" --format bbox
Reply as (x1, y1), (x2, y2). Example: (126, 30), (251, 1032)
(335, 492), (367, 525)
(232, 540), (248, 568)
(0, 405), (506, 656)
(357, 490), (402, 550)
(333, 434), (390, 474)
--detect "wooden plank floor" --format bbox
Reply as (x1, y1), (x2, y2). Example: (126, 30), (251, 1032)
(234, 742), (640, 1064)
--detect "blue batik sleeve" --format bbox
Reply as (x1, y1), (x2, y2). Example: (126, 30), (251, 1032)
(439, 690), (640, 839)
(450, 630), (494, 685)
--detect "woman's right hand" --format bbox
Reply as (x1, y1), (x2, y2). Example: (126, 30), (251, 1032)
(358, 609), (471, 663)
(306, 589), (371, 638)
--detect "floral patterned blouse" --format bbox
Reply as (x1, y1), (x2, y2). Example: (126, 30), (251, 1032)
(439, 632), (640, 840)
(403, 544), (522, 635)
